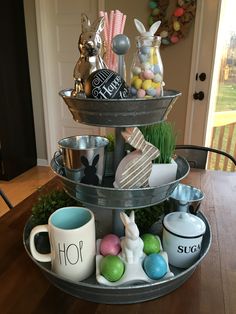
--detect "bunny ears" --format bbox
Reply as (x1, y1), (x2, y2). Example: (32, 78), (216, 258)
(134, 18), (161, 36)
(81, 13), (104, 34)
(120, 211), (135, 226)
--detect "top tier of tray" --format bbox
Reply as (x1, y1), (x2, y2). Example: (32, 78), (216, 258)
(60, 89), (181, 127)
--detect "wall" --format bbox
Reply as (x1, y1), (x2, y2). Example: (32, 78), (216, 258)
(23, 0), (47, 162)
(105, 0), (194, 143)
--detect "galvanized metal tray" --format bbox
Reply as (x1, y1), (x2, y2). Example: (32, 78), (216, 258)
(23, 212), (211, 304)
(50, 155), (190, 209)
(59, 89), (181, 127)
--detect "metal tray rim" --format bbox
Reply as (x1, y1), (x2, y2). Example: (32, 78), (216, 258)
(59, 88), (182, 103)
(50, 155), (190, 192)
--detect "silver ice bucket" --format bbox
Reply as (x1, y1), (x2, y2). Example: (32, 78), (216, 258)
(55, 135), (109, 185)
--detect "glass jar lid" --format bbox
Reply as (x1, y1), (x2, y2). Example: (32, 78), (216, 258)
(163, 212), (206, 238)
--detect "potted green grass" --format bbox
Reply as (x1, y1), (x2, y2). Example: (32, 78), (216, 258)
(140, 121), (177, 186)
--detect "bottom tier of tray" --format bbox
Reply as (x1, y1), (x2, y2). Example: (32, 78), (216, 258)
(50, 155), (190, 209)
(23, 212), (211, 304)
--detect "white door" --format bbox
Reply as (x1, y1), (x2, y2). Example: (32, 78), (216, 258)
(184, 0), (222, 145)
(35, 0), (105, 161)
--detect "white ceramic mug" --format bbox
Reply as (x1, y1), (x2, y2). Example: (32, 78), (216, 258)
(29, 206), (96, 281)
(162, 212), (206, 268)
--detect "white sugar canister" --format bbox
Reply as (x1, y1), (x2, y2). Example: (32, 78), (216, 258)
(162, 212), (206, 268)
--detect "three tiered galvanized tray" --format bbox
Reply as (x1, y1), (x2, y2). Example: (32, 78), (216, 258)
(23, 90), (211, 304)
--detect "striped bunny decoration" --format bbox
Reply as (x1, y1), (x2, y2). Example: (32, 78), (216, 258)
(114, 127), (160, 189)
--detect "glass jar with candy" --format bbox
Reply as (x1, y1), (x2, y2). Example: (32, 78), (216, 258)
(130, 36), (163, 98)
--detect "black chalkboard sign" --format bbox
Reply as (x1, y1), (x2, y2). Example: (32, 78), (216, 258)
(85, 69), (130, 99)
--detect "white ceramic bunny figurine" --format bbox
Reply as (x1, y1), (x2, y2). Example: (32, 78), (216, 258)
(120, 211), (145, 264)
(72, 13), (107, 96)
(134, 18), (161, 37)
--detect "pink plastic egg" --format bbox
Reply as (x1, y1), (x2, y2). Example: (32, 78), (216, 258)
(100, 234), (121, 256)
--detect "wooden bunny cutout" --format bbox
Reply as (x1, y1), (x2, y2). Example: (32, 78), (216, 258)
(120, 211), (144, 264)
(114, 127), (160, 189)
(134, 18), (161, 37)
(72, 13), (107, 96)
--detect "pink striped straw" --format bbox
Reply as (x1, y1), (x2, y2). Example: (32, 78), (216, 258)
(111, 10), (124, 70)
(108, 10), (115, 68)
(121, 14), (127, 34)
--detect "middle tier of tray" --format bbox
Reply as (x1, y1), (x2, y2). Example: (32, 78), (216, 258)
(51, 155), (190, 209)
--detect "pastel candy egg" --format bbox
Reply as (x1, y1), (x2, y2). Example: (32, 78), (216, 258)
(146, 88), (157, 97)
(150, 54), (158, 64)
(139, 71), (145, 80)
(130, 87), (137, 96)
(156, 87), (162, 96)
(132, 66), (141, 76)
(140, 46), (151, 55)
(153, 64), (161, 74)
(151, 81), (160, 89)
(137, 89), (146, 98)
(133, 78), (143, 89)
(131, 75), (138, 83)
(143, 70), (155, 80)
(153, 73), (162, 83)
(139, 53), (148, 63)
(142, 79), (152, 90)
(141, 62), (152, 71)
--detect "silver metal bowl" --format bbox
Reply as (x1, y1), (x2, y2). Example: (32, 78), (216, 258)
(59, 89), (181, 127)
(50, 155), (190, 210)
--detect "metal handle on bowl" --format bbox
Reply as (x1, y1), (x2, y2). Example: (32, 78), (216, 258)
(53, 150), (65, 175)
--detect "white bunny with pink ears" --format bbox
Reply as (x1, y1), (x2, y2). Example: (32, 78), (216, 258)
(134, 18), (161, 37)
(120, 211), (145, 264)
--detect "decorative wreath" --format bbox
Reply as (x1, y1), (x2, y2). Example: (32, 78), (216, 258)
(148, 0), (197, 46)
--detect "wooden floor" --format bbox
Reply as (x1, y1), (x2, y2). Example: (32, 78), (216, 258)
(0, 166), (55, 217)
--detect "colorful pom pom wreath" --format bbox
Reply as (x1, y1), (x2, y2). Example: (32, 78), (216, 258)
(148, 0), (197, 46)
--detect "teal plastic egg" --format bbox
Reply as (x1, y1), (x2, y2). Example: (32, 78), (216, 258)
(143, 253), (167, 280)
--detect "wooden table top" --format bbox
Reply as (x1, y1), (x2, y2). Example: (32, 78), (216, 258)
(0, 169), (236, 314)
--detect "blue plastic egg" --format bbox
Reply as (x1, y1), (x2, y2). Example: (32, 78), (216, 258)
(143, 253), (167, 280)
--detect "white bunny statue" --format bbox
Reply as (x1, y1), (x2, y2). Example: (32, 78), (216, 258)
(120, 211), (145, 264)
(134, 18), (161, 37)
